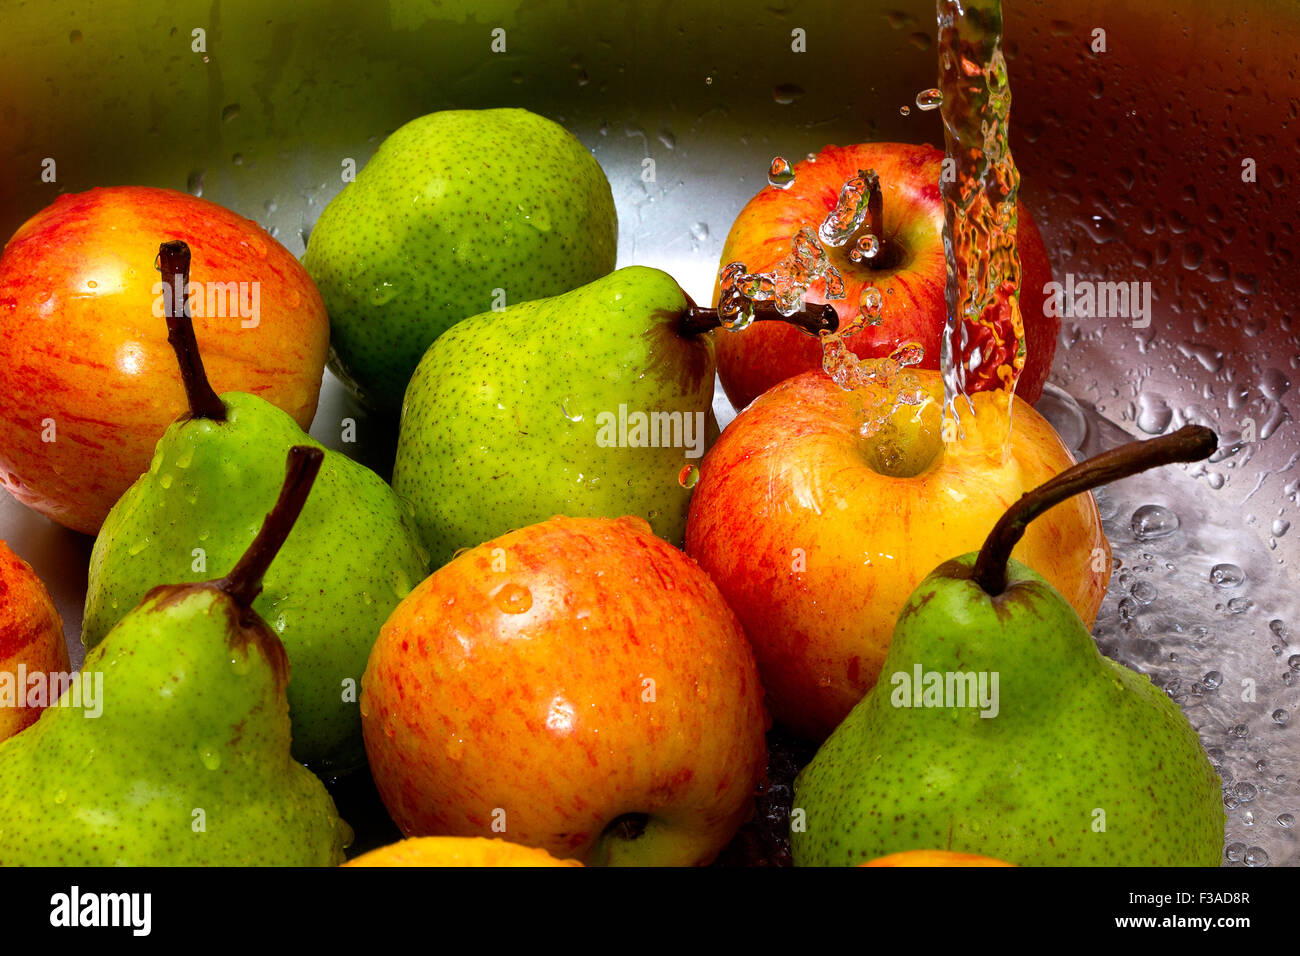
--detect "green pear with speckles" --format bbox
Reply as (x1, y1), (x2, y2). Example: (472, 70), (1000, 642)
(392, 266), (719, 562)
(0, 447), (348, 866)
(793, 427), (1227, 867)
(83, 241), (429, 776)
(302, 107), (618, 413)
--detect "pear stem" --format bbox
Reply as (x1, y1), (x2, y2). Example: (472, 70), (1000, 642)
(157, 239), (226, 422)
(972, 425), (1219, 596)
(679, 301), (840, 337)
(217, 446), (324, 610)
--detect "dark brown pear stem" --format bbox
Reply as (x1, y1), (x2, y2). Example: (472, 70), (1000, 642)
(217, 446), (324, 610)
(679, 301), (840, 337)
(157, 239), (226, 422)
(972, 425), (1219, 596)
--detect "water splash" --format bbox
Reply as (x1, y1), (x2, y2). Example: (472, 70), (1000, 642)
(819, 170), (876, 248)
(937, 0), (1025, 444)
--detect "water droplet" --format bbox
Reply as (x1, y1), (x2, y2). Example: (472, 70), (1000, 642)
(1236, 782), (1258, 803)
(849, 233), (881, 264)
(128, 538), (150, 556)
(186, 169), (205, 197)
(1210, 563), (1245, 588)
(1130, 580), (1158, 604)
(1202, 670), (1223, 689)
(772, 83), (804, 105)
(445, 737), (466, 761)
(494, 583), (533, 614)
(819, 170), (874, 247)
(221, 103), (240, 123)
(1271, 518), (1290, 538)
(1136, 394), (1172, 434)
(159, 473), (173, 490)
(899, 104), (912, 116)
(690, 222), (709, 242)
(561, 398), (583, 423)
(1272, 708), (1291, 726)
(1278, 813), (1295, 828)
(767, 156), (795, 189)
(1243, 846), (1269, 867)
(1224, 842), (1246, 862)
(199, 746), (222, 770)
(1226, 596), (1252, 614)
(369, 281), (398, 305)
(859, 285), (884, 324)
(54, 789), (66, 804)
(678, 464), (700, 489)
(915, 88), (943, 110)
(1131, 504), (1179, 540)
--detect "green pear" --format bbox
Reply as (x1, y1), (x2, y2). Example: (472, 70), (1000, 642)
(391, 266), (719, 562)
(302, 107), (618, 413)
(0, 447), (348, 866)
(792, 426), (1226, 866)
(83, 241), (429, 775)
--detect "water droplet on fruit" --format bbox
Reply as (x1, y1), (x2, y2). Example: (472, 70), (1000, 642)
(1131, 504), (1179, 541)
(678, 464), (700, 489)
(159, 473), (173, 490)
(767, 156), (796, 189)
(859, 286), (884, 325)
(819, 170), (874, 247)
(128, 538), (150, 556)
(560, 399), (584, 423)
(495, 583), (532, 614)
(849, 233), (881, 264)
(199, 746), (222, 770)
(915, 88), (944, 111)
(369, 281), (398, 306)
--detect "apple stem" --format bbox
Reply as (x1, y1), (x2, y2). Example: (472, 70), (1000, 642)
(972, 425), (1218, 596)
(217, 446), (324, 611)
(157, 240), (226, 422)
(863, 170), (885, 262)
(679, 301), (839, 337)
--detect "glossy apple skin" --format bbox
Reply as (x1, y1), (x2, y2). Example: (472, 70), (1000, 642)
(361, 515), (769, 866)
(860, 850), (1014, 867)
(685, 370), (1107, 742)
(0, 542), (69, 742)
(714, 143), (1057, 410)
(344, 836), (582, 867)
(0, 187), (329, 533)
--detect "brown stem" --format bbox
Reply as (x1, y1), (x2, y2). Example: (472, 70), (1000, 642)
(157, 240), (226, 422)
(862, 169), (884, 263)
(972, 425), (1218, 596)
(680, 301), (840, 337)
(217, 446), (324, 610)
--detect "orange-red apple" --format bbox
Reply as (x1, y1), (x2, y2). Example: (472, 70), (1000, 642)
(685, 369), (1107, 741)
(0, 541), (69, 741)
(860, 850), (1015, 867)
(714, 143), (1057, 410)
(361, 515), (768, 866)
(345, 837), (582, 867)
(0, 186), (329, 533)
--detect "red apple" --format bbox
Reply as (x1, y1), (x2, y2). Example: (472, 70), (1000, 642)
(0, 187), (329, 533)
(361, 515), (769, 866)
(685, 369), (1108, 741)
(0, 541), (69, 742)
(713, 142), (1057, 410)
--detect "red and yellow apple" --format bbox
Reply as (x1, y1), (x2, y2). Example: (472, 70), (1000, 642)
(361, 515), (769, 866)
(344, 836), (583, 867)
(0, 186), (329, 533)
(0, 542), (69, 742)
(861, 850), (1015, 867)
(714, 142), (1057, 410)
(685, 369), (1108, 741)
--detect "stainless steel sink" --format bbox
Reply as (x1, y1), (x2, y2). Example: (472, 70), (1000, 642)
(1, 0), (1296, 866)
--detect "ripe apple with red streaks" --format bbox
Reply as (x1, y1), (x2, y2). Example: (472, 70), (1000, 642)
(0, 187), (329, 533)
(361, 515), (769, 866)
(685, 369), (1108, 741)
(0, 542), (69, 742)
(713, 142), (1057, 411)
